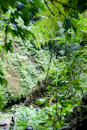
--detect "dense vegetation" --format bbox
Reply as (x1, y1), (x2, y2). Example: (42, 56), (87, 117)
(0, 0), (87, 129)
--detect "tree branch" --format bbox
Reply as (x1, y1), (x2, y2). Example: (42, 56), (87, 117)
(51, 0), (76, 10)
(50, 0), (86, 10)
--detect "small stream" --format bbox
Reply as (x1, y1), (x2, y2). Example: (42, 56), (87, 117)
(3, 97), (26, 111)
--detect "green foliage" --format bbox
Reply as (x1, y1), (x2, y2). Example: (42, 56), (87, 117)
(8, 25), (87, 128)
(0, 2), (87, 130)
(16, 10), (87, 129)
(0, 0), (45, 54)
(0, 65), (7, 85)
(0, 64), (7, 110)
(12, 104), (69, 130)
(28, 0), (87, 47)
(0, 0), (86, 53)
(0, 40), (53, 105)
(0, 91), (5, 110)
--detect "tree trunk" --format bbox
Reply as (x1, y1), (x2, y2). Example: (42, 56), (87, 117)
(24, 80), (48, 106)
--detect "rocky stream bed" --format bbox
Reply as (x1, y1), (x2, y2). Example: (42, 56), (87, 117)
(0, 115), (11, 130)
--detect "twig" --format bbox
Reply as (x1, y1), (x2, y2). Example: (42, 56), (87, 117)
(50, 0), (86, 10)
(76, 2), (86, 9)
(45, 41), (54, 83)
(44, 0), (55, 15)
(50, 0), (76, 10)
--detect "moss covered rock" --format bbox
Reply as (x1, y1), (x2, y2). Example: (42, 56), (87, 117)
(62, 93), (87, 130)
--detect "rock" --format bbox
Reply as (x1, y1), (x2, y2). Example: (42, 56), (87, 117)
(26, 126), (33, 130)
(0, 122), (7, 126)
(61, 125), (70, 130)
(62, 93), (87, 130)
(0, 118), (11, 130)
(0, 122), (9, 130)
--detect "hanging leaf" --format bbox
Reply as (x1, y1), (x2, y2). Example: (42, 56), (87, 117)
(4, 39), (13, 52)
(60, 100), (72, 105)
(33, 0), (46, 11)
(0, 0), (15, 12)
(70, 18), (78, 33)
(0, 66), (7, 85)
(0, 93), (5, 110)
(64, 18), (71, 31)
(39, 121), (46, 126)
(21, 9), (30, 26)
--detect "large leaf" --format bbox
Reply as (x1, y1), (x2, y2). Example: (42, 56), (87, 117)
(21, 9), (30, 26)
(0, 66), (7, 85)
(60, 100), (72, 105)
(0, 0), (15, 12)
(70, 18), (78, 33)
(64, 18), (71, 31)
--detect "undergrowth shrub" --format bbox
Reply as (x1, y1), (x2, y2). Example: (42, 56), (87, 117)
(12, 104), (71, 130)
